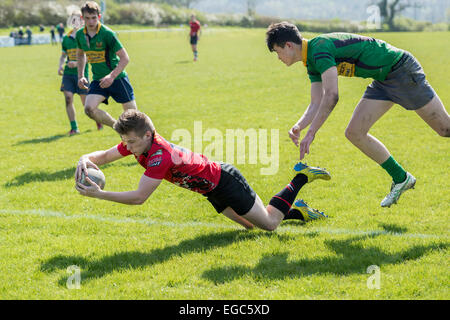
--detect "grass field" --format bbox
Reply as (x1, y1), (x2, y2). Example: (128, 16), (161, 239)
(0, 28), (448, 300)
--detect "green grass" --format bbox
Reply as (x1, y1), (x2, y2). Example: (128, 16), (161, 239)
(0, 28), (449, 299)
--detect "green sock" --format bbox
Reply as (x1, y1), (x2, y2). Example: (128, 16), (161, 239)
(70, 121), (78, 131)
(380, 156), (407, 184)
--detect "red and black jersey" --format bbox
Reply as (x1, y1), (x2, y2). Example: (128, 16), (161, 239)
(189, 20), (201, 36)
(117, 132), (221, 194)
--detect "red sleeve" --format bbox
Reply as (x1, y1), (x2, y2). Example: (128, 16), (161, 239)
(117, 142), (132, 156)
(143, 150), (172, 180)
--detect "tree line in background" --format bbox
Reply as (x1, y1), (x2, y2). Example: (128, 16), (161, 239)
(0, 0), (448, 32)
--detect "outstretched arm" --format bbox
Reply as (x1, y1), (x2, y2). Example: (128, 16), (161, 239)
(289, 81), (324, 147)
(299, 66), (339, 159)
(75, 146), (124, 182)
(76, 174), (162, 205)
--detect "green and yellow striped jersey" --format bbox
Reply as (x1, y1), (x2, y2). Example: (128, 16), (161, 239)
(76, 23), (126, 81)
(303, 33), (404, 82)
(62, 30), (88, 78)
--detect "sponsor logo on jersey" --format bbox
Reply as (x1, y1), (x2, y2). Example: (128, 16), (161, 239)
(150, 149), (163, 157)
(337, 62), (355, 77)
(85, 50), (106, 64)
(148, 156), (162, 168)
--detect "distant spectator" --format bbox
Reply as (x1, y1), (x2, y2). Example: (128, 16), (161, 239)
(10, 29), (19, 45)
(39, 24), (45, 32)
(50, 26), (56, 45)
(26, 26), (32, 45)
(17, 26), (24, 45)
(57, 23), (65, 42)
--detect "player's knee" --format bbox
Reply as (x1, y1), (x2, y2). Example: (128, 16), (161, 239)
(64, 94), (73, 107)
(264, 225), (277, 232)
(438, 126), (450, 137)
(123, 102), (137, 111)
(345, 126), (362, 142)
(259, 221), (278, 232)
(434, 120), (450, 137)
(84, 105), (96, 118)
(64, 95), (73, 107)
(345, 126), (357, 141)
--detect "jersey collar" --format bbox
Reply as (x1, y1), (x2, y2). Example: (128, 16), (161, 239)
(83, 22), (102, 35)
(143, 131), (157, 157)
(67, 29), (76, 38)
(301, 39), (308, 67)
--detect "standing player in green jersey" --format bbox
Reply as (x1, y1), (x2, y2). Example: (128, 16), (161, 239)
(58, 11), (102, 135)
(76, 1), (137, 128)
(266, 22), (450, 207)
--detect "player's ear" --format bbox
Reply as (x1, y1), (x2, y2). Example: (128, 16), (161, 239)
(98, 14), (101, 20)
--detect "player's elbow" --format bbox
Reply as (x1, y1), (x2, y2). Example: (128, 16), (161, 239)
(325, 91), (339, 105)
(130, 199), (144, 205)
(120, 55), (129, 65)
(133, 196), (147, 205)
(333, 93), (339, 104)
(118, 52), (130, 65)
(133, 192), (150, 205)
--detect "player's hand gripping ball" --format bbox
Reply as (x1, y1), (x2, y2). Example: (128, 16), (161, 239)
(80, 167), (106, 189)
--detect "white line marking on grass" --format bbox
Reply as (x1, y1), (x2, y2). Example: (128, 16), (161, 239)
(0, 209), (447, 240)
(0, 209), (234, 230)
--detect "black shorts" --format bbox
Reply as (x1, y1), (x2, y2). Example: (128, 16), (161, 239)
(190, 35), (198, 45)
(363, 52), (436, 110)
(60, 74), (89, 95)
(204, 163), (256, 215)
(88, 76), (135, 105)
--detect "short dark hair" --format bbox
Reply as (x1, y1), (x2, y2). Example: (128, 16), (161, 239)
(266, 22), (302, 52)
(113, 110), (155, 137)
(81, 1), (101, 16)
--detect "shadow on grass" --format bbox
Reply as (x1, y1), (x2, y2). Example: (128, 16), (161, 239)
(379, 223), (408, 234)
(40, 230), (287, 286)
(175, 60), (192, 64)
(5, 167), (77, 187)
(202, 226), (448, 284)
(4, 162), (137, 187)
(13, 130), (93, 146)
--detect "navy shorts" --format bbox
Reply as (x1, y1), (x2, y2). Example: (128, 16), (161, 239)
(190, 35), (198, 45)
(88, 76), (135, 105)
(363, 52), (436, 110)
(60, 74), (89, 95)
(204, 163), (256, 215)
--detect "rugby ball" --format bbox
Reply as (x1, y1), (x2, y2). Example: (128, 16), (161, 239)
(80, 167), (106, 189)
